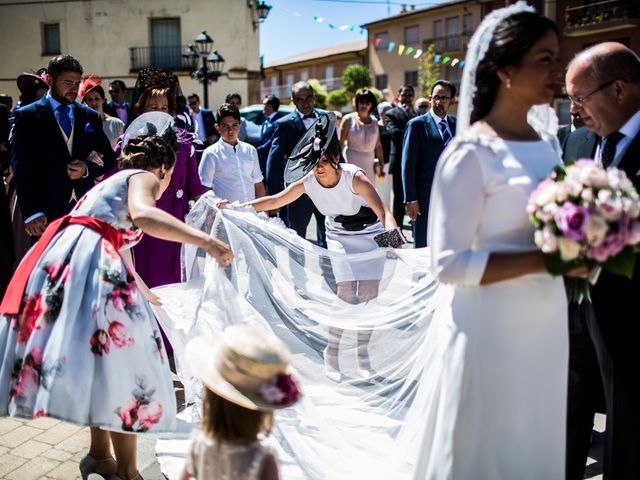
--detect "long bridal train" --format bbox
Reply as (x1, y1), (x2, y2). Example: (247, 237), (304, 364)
(152, 194), (454, 480)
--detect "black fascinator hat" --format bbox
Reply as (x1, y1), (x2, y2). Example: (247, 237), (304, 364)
(284, 113), (337, 184)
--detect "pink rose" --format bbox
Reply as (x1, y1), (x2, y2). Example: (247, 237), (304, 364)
(108, 321), (135, 349)
(137, 402), (163, 431)
(627, 221), (640, 246)
(586, 232), (627, 262)
(18, 294), (45, 344)
(90, 329), (111, 356)
(554, 203), (589, 242)
(119, 396), (138, 430)
(534, 227), (558, 253)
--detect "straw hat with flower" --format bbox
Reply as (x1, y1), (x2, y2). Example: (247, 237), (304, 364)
(186, 325), (302, 412)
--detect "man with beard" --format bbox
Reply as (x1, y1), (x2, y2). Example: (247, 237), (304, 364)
(10, 55), (115, 238)
(401, 80), (457, 247)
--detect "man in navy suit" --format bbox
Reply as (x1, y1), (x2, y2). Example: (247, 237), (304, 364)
(188, 92), (217, 146)
(10, 55), (115, 238)
(104, 79), (132, 127)
(256, 94), (285, 177)
(565, 42), (640, 480)
(266, 82), (330, 247)
(402, 80), (457, 247)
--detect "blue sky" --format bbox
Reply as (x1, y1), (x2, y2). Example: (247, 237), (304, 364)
(260, 0), (443, 63)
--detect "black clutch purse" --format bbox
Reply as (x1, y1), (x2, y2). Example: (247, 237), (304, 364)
(373, 229), (406, 248)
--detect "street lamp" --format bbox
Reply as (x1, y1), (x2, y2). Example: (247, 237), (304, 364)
(182, 30), (225, 109)
(249, 0), (272, 31)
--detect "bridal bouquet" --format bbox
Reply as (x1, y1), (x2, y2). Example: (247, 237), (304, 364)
(527, 159), (640, 301)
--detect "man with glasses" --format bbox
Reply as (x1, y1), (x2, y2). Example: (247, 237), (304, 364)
(564, 42), (640, 480)
(401, 79), (456, 247)
(265, 81), (331, 247)
(198, 103), (264, 203)
(188, 92), (217, 147)
(104, 79), (131, 127)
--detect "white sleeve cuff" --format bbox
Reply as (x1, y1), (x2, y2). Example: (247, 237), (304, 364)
(24, 212), (45, 224)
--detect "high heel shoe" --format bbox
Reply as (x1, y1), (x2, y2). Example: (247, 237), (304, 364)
(356, 346), (376, 382)
(323, 346), (342, 382)
(79, 454), (116, 480)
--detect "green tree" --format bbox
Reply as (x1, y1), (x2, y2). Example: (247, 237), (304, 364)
(418, 43), (442, 98)
(308, 78), (327, 109)
(342, 64), (372, 95)
(326, 88), (349, 109)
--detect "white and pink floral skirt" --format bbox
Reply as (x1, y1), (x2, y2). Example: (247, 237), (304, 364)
(0, 226), (176, 433)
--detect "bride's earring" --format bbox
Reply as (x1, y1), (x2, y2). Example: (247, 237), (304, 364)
(506, 78), (512, 89)
(159, 169), (166, 180)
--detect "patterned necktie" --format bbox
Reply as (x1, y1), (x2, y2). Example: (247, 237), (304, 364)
(439, 119), (451, 147)
(56, 104), (72, 138)
(601, 131), (624, 168)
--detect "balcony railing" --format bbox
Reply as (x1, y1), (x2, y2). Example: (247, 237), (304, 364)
(422, 33), (472, 53)
(565, 0), (638, 31)
(129, 45), (195, 72)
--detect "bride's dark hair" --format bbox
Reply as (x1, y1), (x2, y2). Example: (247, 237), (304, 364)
(471, 11), (558, 124)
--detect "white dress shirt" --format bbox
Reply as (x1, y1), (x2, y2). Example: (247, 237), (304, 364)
(198, 139), (263, 203)
(191, 110), (207, 142)
(298, 110), (317, 130)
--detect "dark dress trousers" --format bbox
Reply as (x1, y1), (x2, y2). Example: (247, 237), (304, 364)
(384, 106), (416, 228)
(10, 96), (116, 224)
(401, 113), (456, 247)
(265, 110), (329, 247)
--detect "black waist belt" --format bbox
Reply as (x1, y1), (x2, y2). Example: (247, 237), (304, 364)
(334, 206), (378, 231)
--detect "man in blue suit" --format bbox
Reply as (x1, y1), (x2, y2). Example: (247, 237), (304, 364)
(402, 80), (457, 247)
(266, 82), (331, 247)
(256, 94), (286, 177)
(10, 55), (116, 238)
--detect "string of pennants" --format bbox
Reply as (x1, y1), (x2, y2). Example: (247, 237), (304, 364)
(373, 37), (465, 68)
(282, 9), (466, 68)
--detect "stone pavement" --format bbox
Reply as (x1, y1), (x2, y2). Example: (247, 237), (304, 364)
(0, 413), (606, 479)
(0, 416), (164, 480)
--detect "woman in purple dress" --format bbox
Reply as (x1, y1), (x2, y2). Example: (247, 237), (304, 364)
(128, 87), (203, 288)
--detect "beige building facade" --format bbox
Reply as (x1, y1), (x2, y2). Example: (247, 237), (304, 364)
(261, 40), (367, 100)
(0, 0), (263, 109)
(364, 0), (485, 101)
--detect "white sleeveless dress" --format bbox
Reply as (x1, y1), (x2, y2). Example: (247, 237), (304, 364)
(302, 164), (384, 283)
(415, 136), (568, 479)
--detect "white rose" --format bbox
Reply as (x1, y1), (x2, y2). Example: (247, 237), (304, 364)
(621, 197), (640, 218)
(534, 227), (558, 253)
(537, 202), (559, 222)
(585, 214), (608, 246)
(564, 178), (583, 197)
(607, 168), (632, 191)
(535, 183), (558, 207)
(596, 189), (623, 221)
(581, 188), (594, 203)
(579, 164), (609, 188)
(558, 237), (581, 261)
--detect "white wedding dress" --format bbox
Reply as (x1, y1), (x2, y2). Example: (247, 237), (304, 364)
(415, 135), (568, 479)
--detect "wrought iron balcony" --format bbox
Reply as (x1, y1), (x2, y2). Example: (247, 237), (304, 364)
(565, 0), (639, 36)
(129, 45), (196, 72)
(422, 33), (472, 54)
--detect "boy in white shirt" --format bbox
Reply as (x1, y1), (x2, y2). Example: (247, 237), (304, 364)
(198, 103), (265, 202)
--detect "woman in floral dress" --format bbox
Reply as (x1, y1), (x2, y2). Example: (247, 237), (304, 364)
(0, 113), (232, 480)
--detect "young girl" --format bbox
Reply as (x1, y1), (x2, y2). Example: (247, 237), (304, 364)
(180, 325), (302, 480)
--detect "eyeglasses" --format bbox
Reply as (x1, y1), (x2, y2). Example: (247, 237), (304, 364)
(567, 79), (616, 106)
(432, 95), (450, 102)
(418, 104), (429, 109)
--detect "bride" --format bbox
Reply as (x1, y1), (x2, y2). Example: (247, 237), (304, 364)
(153, 3), (586, 479)
(415, 3), (587, 479)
